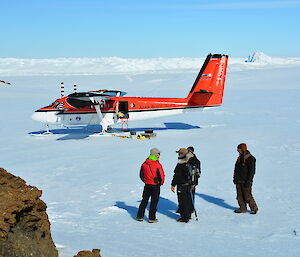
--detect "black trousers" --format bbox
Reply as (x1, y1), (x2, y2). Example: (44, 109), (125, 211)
(137, 184), (160, 220)
(177, 185), (192, 222)
(177, 186), (196, 212)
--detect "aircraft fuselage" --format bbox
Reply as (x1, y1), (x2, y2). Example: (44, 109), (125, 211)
(32, 54), (228, 130)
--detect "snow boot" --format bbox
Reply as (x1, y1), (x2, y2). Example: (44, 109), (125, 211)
(234, 209), (247, 213)
(177, 218), (189, 223)
(148, 219), (158, 223)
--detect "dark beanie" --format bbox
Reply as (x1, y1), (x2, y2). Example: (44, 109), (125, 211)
(187, 146), (194, 152)
(237, 143), (247, 152)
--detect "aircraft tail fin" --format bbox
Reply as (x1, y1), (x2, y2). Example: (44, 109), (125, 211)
(186, 54), (228, 106)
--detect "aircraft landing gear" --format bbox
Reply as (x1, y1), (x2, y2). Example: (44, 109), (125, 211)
(43, 124), (53, 135)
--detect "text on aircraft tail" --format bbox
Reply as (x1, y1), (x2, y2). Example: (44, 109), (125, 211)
(187, 54), (228, 106)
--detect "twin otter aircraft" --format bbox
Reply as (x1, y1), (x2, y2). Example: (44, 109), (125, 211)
(32, 54), (228, 133)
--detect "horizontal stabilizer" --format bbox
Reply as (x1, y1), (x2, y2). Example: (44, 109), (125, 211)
(196, 89), (213, 94)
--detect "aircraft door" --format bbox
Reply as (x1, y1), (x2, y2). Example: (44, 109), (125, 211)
(117, 101), (129, 119)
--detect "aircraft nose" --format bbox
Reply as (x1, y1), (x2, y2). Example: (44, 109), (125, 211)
(31, 111), (60, 124)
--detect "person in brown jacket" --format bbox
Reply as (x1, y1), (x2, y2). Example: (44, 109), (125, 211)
(233, 143), (258, 214)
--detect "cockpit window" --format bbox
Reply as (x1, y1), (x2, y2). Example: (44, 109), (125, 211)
(101, 91), (120, 97)
(66, 98), (92, 108)
(87, 90), (126, 97)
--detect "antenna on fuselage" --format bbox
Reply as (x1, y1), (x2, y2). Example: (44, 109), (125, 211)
(60, 82), (64, 97)
(74, 84), (77, 93)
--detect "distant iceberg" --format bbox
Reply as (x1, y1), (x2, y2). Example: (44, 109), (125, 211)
(245, 52), (273, 63)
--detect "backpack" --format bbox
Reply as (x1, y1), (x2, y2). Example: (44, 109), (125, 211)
(187, 163), (200, 185)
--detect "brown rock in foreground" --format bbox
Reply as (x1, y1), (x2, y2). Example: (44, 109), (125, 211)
(74, 249), (101, 257)
(0, 168), (58, 257)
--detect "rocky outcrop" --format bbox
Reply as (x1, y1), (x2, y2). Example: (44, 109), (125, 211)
(74, 249), (101, 257)
(0, 168), (58, 257)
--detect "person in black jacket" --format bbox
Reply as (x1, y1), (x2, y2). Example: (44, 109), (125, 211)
(171, 148), (193, 222)
(233, 143), (258, 214)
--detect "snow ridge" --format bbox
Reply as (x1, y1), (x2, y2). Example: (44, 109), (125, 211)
(0, 53), (300, 76)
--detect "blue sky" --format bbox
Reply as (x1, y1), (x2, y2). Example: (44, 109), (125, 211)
(1, 0), (300, 58)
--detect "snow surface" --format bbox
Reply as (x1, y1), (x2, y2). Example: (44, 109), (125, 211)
(0, 53), (300, 257)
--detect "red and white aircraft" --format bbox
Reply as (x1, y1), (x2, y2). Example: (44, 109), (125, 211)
(32, 54), (228, 132)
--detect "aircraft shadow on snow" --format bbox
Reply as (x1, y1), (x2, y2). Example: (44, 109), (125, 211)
(29, 122), (201, 141)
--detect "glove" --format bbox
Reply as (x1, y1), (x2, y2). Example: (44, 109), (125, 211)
(244, 181), (251, 188)
(171, 186), (175, 193)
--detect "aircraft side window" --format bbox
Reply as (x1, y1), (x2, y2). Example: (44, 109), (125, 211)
(54, 102), (64, 109)
(100, 99), (105, 108)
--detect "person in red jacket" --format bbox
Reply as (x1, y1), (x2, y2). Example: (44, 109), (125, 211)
(136, 148), (165, 223)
